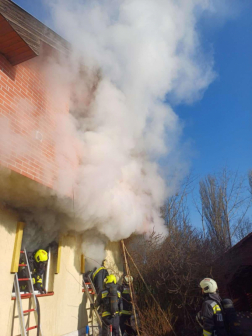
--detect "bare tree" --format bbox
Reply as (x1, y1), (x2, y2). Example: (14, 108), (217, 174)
(249, 170), (252, 195)
(161, 175), (195, 235)
(123, 169), (251, 336)
(199, 169), (251, 252)
(126, 176), (216, 336)
(234, 217), (252, 242)
(126, 227), (215, 336)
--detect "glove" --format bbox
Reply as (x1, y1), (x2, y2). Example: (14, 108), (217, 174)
(90, 303), (95, 309)
(38, 286), (46, 294)
(35, 283), (46, 294)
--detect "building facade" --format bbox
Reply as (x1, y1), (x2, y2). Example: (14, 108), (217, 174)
(216, 233), (252, 312)
(0, 1), (123, 335)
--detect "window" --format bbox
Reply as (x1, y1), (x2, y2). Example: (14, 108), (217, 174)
(11, 221), (60, 298)
(11, 247), (53, 297)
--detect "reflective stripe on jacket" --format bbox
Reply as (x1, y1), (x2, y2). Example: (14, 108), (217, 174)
(95, 284), (123, 317)
(102, 311), (119, 317)
(92, 267), (109, 294)
(200, 293), (228, 336)
(92, 267), (106, 280)
(203, 330), (212, 336)
(101, 290), (121, 299)
(122, 310), (132, 315)
(119, 284), (133, 315)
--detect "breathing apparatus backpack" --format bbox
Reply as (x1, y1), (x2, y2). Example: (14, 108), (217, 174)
(221, 299), (242, 336)
(109, 286), (119, 316)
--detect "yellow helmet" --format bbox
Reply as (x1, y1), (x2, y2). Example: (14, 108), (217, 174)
(34, 250), (48, 263)
(105, 274), (117, 284)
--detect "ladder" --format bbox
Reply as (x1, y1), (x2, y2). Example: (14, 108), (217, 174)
(13, 249), (43, 336)
(83, 275), (102, 327)
(83, 275), (123, 336)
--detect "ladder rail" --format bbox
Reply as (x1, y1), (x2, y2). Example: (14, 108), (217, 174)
(14, 273), (26, 336)
(23, 249), (38, 311)
(14, 248), (43, 336)
(87, 274), (96, 294)
(23, 248), (43, 336)
(83, 279), (102, 326)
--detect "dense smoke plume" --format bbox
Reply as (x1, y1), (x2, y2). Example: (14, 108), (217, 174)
(22, 210), (61, 251)
(81, 231), (107, 270)
(43, 0), (217, 247)
(41, 0), (222, 260)
(3, 0), (229, 263)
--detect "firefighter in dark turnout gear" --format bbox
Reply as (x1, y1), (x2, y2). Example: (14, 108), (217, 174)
(30, 249), (48, 293)
(92, 259), (109, 294)
(95, 274), (123, 336)
(119, 275), (136, 336)
(197, 278), (228, 336)
(19, 249), (48, 294)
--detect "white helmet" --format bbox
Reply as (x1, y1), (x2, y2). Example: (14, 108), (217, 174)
(124, 275), (133, 284)
(199, 278), (218, 293)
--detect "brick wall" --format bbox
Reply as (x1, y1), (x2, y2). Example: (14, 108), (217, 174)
(0, 52), (79, 194)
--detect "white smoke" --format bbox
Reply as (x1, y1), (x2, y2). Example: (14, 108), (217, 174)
(22, 210), (61, 251)
(22, 0), (223, 257)
(44, 0), (217, 236)
(81, 231), (107, 269)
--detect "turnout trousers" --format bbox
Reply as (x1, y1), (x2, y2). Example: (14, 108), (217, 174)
(102, 315), (120, 336)
(120, 314), (136, 336)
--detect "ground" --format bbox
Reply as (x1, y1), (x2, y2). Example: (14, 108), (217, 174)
(237, 311), (252, 335)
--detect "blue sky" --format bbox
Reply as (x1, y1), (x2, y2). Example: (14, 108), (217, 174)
(174, 4), (252, 226)
(175, 4), (252, 178)
(13, 0), (252, 227)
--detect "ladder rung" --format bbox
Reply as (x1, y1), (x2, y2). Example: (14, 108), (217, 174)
(26, 326), (37, 331)
(83, 290), (95, 294)
(19, 264), (27, 267)
(20, 251), (25, 253)
(18, 278), (30, 281)
(85, 282), (91, 285)
(23, 309), (35, 313)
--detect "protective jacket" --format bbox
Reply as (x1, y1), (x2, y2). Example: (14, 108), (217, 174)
(95, 283), (123, 317)
(198, 293), (228, 336)
(119, 284), (132, 315)
(18, 252), (46, 293)
(118, 284), (137, 335)
(92, 266), (109, 294)
(95, 284), (123, 336)
(28, 252), (47, 293)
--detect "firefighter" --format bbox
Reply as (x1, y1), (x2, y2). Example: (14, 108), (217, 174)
(119, 275), (136, 336)
(92, 259), (109, 294)
(19, 249), (48, 294)
(30, 249), (48, 294)
(197, 278), (228, 336)
(94, 274), (123, 336)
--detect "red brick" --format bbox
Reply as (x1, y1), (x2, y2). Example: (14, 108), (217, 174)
(0, 55), (76, 194)
(21, 170), (34, 180)
(10, 165), (22, 174)
(15, 157), (23, 165)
